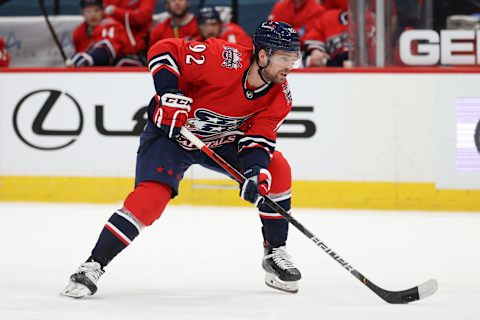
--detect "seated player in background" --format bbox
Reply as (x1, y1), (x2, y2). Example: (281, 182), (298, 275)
(103, 0), (156, 58)
(268, 0), (325, 46)
(0, 36), (9, 67)
(195, 6), (251, 48)
(149, 0), (197, 46)
(303, 0), (349, 67)
(71, 0), (144, 67)
(62, 21), (303, 298)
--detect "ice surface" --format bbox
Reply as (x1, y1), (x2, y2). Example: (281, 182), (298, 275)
(0, 202), (479, 320)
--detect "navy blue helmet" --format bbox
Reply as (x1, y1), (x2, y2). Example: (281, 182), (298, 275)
(197, 7), (221, 25)
(253, 21), (301, 56)
(80, 0), (103, 8)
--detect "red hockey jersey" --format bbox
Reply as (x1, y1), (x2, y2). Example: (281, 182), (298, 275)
(0, 36), (9, 67)
(72, 18), (135, 56)
(268, 0), (325, 42)
(149, 15), (198, 47)
(322, 0), (348, 10)
(147, 38), (292, 158)
(104, 0), (156, 53)
(303, 9), (348, 57)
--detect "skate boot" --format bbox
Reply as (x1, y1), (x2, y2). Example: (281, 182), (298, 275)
(262, 245), (301, 293)
(61, 261), (104, 298)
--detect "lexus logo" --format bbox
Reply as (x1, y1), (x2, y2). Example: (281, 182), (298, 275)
(13, 89), (84, 150)
(475, 118), (480, 154)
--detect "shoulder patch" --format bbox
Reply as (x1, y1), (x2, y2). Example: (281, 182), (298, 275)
(282, 83), (292, 104)
(221, 45), (243, 70)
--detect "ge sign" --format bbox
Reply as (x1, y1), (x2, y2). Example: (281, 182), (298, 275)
(399, 30), (480, 65)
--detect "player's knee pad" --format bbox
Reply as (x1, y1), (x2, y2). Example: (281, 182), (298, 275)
(259, 151), (292, 220)
(268, 151), (292, 194)
(123, 181), (172, 226)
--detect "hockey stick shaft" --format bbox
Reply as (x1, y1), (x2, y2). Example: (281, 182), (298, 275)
(180, 126), (437, 304)
(38, 0), (69, 65)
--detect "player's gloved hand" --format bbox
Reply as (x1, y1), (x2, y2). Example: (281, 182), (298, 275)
(153, 91), (193, 139)
(71, 52), (93, 67)
(306, 49), (329, 67)
(240, 166), (272, 207)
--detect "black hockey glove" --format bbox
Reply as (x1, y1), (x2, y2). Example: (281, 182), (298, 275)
(240, 166), (272, 207)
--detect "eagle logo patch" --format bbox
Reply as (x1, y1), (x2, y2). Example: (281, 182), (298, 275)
(221, 45), (243, 70)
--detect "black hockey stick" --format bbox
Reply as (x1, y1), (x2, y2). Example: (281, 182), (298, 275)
(38, 0), (72, 66)
(180, 126), (438, 304)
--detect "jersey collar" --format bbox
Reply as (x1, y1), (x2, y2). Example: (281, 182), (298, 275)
(242, 66), (272, 100)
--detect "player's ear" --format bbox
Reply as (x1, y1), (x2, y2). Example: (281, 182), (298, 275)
(258, 49), (269, 65)
(258, 48), (264, 58)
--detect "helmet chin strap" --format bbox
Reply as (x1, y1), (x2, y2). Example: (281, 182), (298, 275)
(257, 59), (271, 85)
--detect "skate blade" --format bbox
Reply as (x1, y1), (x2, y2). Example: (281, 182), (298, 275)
(60, 282), (93, 298)
(265, 272), (299, 294)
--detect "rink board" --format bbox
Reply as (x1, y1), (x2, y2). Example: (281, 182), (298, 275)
(0, 68), (479, 210)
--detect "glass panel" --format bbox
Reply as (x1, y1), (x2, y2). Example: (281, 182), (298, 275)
(349, 0), (434, 67)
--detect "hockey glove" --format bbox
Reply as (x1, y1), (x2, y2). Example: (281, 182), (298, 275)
(153, 92), (193, 139)
(71, 52), (94, 67)
(240, 166), (272, 207)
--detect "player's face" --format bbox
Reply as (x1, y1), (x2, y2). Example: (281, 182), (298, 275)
(198, 21), (222, 40)
(166, 0), (190, 18)
(264, 50), (301, 84)
(83, 5), (104, 27)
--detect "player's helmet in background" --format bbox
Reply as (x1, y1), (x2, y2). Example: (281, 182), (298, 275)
(253, 21), (301, 56)
(80, 0), (103, 9)
(197, 7), (221, 25)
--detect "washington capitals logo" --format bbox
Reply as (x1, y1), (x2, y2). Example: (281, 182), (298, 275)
(178, 109), (253, 150)
(188, 108), (251, 137)
(221, 45), (243, 70)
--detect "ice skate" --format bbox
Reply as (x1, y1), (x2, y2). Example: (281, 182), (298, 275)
(61, 261), (104, 298)
(262, 245), (301, 293)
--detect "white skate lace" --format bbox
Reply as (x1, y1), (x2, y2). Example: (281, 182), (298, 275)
(265, 246), (295, 270)
(77, 262), (104, 282)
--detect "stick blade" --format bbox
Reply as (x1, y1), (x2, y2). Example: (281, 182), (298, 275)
(418, 278), (438, 300)
(380, 278), (438, 304)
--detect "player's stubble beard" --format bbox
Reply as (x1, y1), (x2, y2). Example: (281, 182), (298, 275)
(262, 65), (290, 84)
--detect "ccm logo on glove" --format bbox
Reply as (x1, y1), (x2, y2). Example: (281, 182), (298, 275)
(153, 92), (192, 138)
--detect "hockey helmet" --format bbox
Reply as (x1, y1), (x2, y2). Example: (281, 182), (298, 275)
(197, 7), (221, 25)
(253, 21), (301, 56)
(80, 0), (103, 9)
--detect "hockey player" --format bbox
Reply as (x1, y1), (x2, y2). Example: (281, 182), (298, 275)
(0, 36), (9, 67)
(268, 0), (325, 45)
(71, 0), (143, 67)
(103, 0), (156, 55)
(61, 21), (302, 298)
(303, 0), (349, 67)
(195, 7), (251, 48)
(149, 0), (198, 46)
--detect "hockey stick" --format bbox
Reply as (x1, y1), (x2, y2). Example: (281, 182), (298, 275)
(38, 0), (72, 66)
(180, 126), (438, 304)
